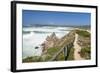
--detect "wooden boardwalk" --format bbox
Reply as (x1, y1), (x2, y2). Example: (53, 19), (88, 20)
(49, 31), (75, 61)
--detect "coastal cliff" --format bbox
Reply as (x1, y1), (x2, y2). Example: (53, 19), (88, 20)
(23, 29), (91, 62)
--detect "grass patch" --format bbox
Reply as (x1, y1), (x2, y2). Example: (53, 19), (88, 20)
(76, 30), (90, 37)
(22, 56), (42, 63)
(80, 47), (91, 59)
(47, 48), (59, 56)
(42, 54), (52, 61)
(56, 52), (65, 61)
(67, 48), (74, 60)
(41, 48), (60, 61)
(23, 48), (60, 62)
(56, 48), (74, 61)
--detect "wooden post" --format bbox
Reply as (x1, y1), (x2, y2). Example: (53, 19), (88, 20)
(63, 46), (67, 60)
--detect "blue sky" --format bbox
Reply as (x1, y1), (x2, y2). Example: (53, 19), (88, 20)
(22, 10), (91, 26)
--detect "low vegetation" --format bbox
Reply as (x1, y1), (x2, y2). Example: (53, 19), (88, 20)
(75, 30), (90, 37)
(75, 29), (91, 59)
(23, 56), (42, 63)
(67, 48), (74, 60)
(43, 47), (63, 61)
(47, 48), (59, 56)
(80, 47), (91, 59)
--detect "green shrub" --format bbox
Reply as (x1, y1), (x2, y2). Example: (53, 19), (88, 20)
(80, 47), (91, 59)
(67, 48), (74, 60)
(22, 56), (42, 63)
(42, 54), (52, 61)
(76, 30), (90, 37)
(47, 48), (59, 55)
(56, 52), (65, 61)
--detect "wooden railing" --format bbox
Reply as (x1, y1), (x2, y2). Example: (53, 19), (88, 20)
(49, 31), (75, 61)
(49, 42), (74, 61)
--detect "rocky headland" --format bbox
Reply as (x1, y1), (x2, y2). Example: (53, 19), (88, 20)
(23, 29), (91, 62)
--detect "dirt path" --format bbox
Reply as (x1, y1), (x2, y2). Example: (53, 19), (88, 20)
(73, 34), (84, 60)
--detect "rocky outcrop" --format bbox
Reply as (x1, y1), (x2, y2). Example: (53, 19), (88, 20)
(42, 32), (59, 53)
(41, 31), (75, 53)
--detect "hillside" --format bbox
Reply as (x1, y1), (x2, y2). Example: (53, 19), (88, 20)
(23, 29), (91, 62)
